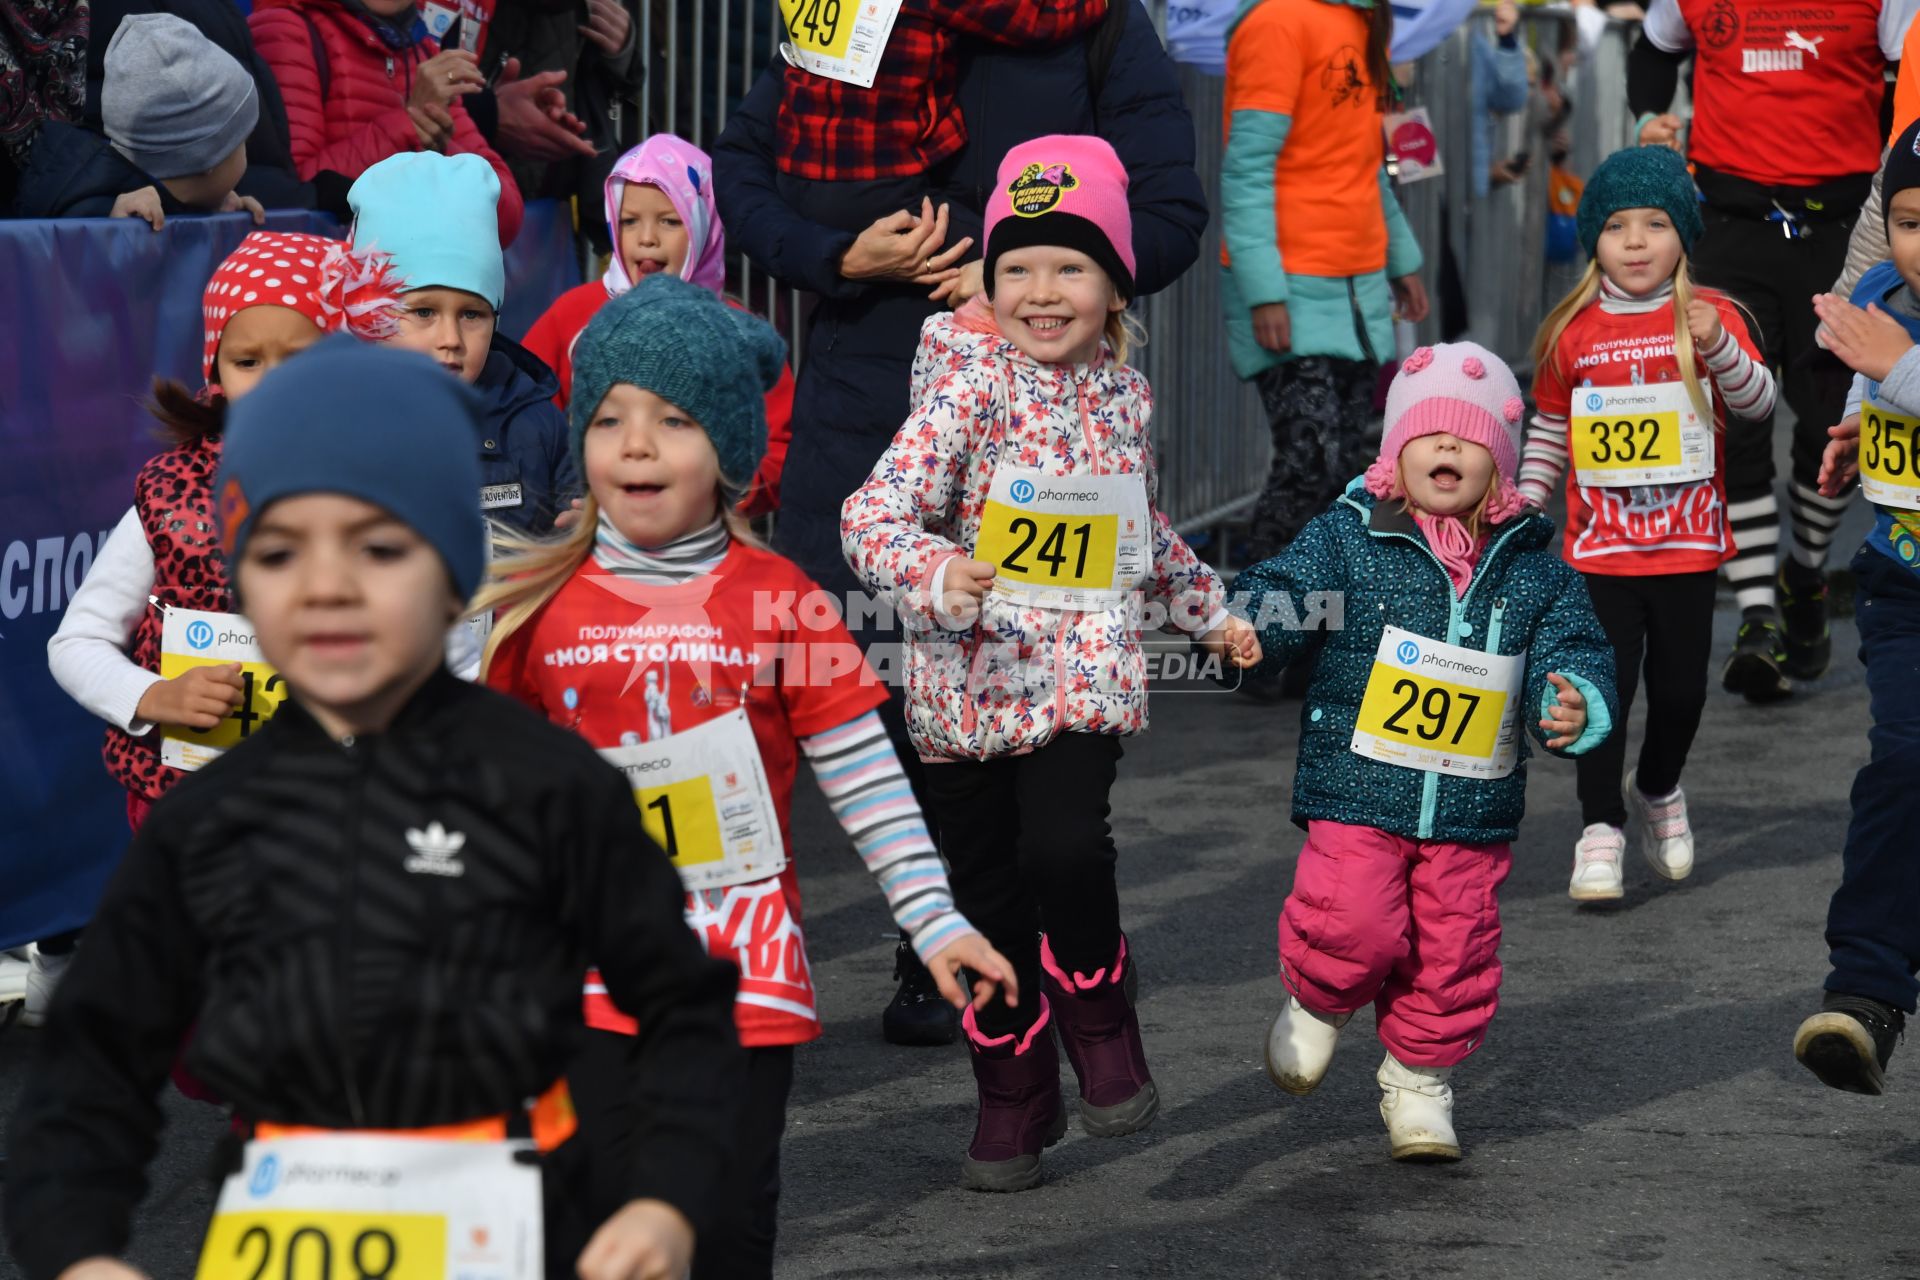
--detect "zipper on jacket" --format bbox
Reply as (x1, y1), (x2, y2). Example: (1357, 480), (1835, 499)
(386, 53), (395, 78)
(337, 735), (371, 1127)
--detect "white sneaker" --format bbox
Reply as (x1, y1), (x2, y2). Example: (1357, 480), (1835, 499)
(1625, 770), (1694, 881)
(1264, 995), (1351, 1096)
(22, 945), (73, 1028)
(1378, 1052), (1461, 1161)
(0, 949), (28, 1030)
(1568, 824), (1626, 901)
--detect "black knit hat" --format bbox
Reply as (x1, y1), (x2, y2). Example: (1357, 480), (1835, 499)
(1885, 118), (1920, 236)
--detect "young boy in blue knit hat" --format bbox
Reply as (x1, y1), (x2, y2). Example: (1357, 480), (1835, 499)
(4, 339), (746, 1280)
(478, 274), (1014, 1279)
(349, 151), (579, 535)
(1792, 116), (1920, 1096)
(1523, 143), (1775, 902)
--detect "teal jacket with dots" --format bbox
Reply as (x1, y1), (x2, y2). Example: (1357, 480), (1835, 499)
(1235, 479), (1618, 845)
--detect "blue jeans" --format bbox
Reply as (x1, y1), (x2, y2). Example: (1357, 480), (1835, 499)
(1824, 544), (1920, 1012)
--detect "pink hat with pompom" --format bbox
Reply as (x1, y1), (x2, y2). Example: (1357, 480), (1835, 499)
(1364, 341), (1530, 522)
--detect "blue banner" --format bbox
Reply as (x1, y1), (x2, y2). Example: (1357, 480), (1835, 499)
(0, 201), (579, 949)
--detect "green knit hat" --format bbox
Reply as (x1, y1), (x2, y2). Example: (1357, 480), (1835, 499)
(569, 274), (787, 492)
(1576, 145), (1703, 258)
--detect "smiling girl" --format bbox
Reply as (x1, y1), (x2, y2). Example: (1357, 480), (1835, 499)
(1236, 341), (1616, 1164)
(1521, 145), (1775, 902)
(842, 136), (1260, 1192)
(522, 135), (795, 515)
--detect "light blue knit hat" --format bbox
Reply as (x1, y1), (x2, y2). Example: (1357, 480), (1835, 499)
(348, 152), (505, 310)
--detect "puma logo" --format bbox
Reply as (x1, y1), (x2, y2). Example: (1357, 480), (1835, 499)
(1785, 30), (1823, 58)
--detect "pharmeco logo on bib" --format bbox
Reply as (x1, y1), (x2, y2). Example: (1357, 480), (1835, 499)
(1007, 163), (1077, 217)
(1586, 392), (1605, 413)
(186, 619), (216, 650)
(1009, 478), (1036, 504)
(1396, 639), (1420, 666)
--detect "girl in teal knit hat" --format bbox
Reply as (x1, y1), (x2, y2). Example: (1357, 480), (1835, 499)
(474, 275), (1016, 1280)
(1522, 144), (1777, 904)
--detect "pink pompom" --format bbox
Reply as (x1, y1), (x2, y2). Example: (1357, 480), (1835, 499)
(1402, 347), (1435, 374)
(1461, 357), (1486, 379)
(1502, 396), (1525, 424)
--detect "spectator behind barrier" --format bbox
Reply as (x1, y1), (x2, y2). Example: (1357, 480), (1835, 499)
(349, 151), (576, 534)
(9, 14), (267, 225)
(82, 0), (314, 210)
(248, 0), (524, 243)
(0, 0), (88, 210)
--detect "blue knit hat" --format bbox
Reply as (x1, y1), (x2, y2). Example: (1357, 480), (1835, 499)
(569, 274), (788, 492)
(1576, 145), (1703, 258)
(218, 338), (488, 601)
(348, 152), (505, 311)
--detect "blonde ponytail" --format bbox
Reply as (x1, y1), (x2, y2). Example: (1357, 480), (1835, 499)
(1531, 260), (1604, 391)
(1106, 308), (1147, 365)
(1670, 252), (1717, 428)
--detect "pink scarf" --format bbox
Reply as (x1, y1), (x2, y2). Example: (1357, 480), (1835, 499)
(1412, 510), (1485, 598)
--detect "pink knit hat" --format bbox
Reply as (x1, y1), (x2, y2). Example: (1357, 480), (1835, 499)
(984, 134), (1136, 299)
(1364, 342), (1530, 522)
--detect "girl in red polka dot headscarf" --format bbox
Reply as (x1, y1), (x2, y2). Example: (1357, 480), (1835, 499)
(48, 230), (406, 833)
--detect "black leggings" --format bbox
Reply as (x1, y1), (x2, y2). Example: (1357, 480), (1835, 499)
(1575, 571), (1718, 827)
(923, 733), (1124, 1039)
(1248, 357), (1380, 562)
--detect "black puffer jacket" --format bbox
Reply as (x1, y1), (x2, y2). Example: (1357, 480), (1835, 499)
(5, 670), (744, 1280)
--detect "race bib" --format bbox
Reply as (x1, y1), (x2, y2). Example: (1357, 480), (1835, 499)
(777, 0), (903, 88)
(1570, 380), (1714, 487)
(1861, 397), (1920, 509)
(974, 470), (1151, 610)
(600, 708), (786, 892)
(1351, 626), (1526, 780)
(159, 608), (290, 771)
(196, 1134), (541, 1280)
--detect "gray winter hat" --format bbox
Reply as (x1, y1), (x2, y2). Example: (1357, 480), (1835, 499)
(102, 14), (258, 179)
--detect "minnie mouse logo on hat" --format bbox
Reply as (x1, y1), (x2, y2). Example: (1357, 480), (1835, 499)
(1007, 162), (1079, 218)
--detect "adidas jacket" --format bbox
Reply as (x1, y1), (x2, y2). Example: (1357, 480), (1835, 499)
(3, 669), (743, 1280)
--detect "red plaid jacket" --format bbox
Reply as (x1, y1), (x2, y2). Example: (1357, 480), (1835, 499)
(776, 0), (1108, 181)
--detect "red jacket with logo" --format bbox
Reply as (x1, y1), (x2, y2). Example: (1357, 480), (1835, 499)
(249, 0), (524, 244)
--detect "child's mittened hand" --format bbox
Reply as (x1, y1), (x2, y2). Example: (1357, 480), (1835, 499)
(136, 662), (245, 731)
(1202, 617), (1263, 668)
(1685, 296), (1726, 350)
(1813, 293), (1914, 382)
(1819, 415), (1862, 497)
(939, 558), (995, 624)
(1539, 672), (1587, 749)
(110, 186), (165, 231)
(574, 1199), (693, 1280)
(926, 934), (1021, 1011)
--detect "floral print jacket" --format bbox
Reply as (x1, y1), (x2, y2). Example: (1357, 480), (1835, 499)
(841, 312), (1226, 762)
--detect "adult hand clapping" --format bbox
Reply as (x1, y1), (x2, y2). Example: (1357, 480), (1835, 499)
(839, 198), (974, 285)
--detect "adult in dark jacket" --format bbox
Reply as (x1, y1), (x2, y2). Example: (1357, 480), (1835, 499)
(82, 0), (313, 208)
(711, 0), (1207, 1044)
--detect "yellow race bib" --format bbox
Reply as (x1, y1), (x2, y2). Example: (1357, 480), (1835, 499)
(777, 0), (901, 87)
(1569, 381), (1713, 487)
(1861, 398), (1920, 509)
(159, 607), (289, 771)
(973, 470), (1151, 610)
(198, 1210), (442, 1280)
(1350, 626), (1525, 779)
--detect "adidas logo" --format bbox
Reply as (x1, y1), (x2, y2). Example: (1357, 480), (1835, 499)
(403, 821), (467, 877)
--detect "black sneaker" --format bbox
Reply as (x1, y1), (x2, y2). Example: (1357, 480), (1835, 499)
(1777, 565), (1833, 681)
(1721, 619), (1793, 703)
(882, 940), (958, 1046)
(1794, 993), (1905, 1095)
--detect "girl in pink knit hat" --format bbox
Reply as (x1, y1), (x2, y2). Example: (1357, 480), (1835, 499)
(843, 134), (1261, 1192)
(1233, 341), (1618, 1163)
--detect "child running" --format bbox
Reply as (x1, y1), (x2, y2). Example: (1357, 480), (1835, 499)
(842, 135), (1261, 1192)
(8, 339), (745, 1280)
(1520, 144), (1777, 902)
(1239, 341), (1616, 1162)
(1791, 117), (1920, 1096)
(479, 273), (1014, 1278)
(519, 133), (794, 514)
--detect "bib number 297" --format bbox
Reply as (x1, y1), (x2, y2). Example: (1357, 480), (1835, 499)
(1378, 678), (1482, 746)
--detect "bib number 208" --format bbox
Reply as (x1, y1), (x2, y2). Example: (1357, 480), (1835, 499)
(1379, 678), (1481, 746)
(1002, 517), (1095, 580)
(226, 1221), (401, 1280)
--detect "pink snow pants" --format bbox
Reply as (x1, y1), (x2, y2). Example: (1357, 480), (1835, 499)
(1279, 820), (1512, 1068)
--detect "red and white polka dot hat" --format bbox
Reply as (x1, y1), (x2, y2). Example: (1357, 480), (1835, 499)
(201, 230), (406, 388)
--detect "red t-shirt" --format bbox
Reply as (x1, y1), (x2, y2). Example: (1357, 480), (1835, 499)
(485, 543), (887, 1047)
(519, 283), (797, 517)
(1534, 295), (1757, 575)
(1675, 0), (1885, 185)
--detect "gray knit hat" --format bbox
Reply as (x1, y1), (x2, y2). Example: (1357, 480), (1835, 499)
(103, 15), (258, 180)
(569, 274), (788, 492)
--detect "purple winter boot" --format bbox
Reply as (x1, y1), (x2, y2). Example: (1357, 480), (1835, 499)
(962, 999), (1068, 1192)
(1041, 934), (1159, 1137)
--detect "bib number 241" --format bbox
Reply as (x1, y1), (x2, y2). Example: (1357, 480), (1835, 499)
(1001, 517), (1098, 581)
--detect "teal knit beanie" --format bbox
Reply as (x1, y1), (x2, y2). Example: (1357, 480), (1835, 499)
(1576, 145), (1703, 258)
(569, 275), (787, 491)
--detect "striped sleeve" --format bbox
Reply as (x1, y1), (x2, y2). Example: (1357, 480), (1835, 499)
(1519, 411), (1570, 508)
(1702, 328), (1778, 421)
(799, 710), (975, 961)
